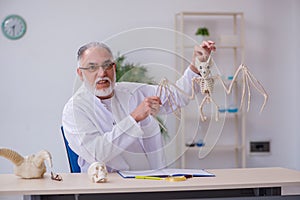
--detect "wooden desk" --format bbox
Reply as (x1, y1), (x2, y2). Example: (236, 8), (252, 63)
(1, 167), (300, 199)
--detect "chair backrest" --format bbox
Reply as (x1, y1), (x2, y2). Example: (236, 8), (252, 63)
(61, 126), (81, 173)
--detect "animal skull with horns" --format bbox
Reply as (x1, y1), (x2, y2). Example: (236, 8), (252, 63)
(0, 148), (52, 179)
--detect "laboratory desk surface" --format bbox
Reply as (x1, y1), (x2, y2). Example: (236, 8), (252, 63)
(1, 167), (300, 198)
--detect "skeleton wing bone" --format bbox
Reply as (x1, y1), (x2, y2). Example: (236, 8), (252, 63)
(217, 64), (268, 113)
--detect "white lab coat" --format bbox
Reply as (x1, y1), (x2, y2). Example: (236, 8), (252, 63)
(62, 67), (200, 172)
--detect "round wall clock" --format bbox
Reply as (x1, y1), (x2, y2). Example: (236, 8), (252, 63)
(2, 14), (27, 40)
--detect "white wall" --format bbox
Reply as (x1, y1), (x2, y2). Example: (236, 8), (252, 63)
(0, 0), (299, 176)
(244, 0), (300, 170)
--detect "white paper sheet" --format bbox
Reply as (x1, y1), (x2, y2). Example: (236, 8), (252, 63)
(118, 168), (215, 178)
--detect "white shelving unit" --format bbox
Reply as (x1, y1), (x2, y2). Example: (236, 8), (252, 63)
(174, 12), (246, 168)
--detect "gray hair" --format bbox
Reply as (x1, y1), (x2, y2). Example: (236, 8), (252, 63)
(77, 42), (113, 62)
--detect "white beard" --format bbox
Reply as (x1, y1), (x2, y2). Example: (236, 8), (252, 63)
(83, 73), (116, 98)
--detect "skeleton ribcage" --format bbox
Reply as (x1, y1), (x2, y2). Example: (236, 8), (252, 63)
(200, 78), (214, 95)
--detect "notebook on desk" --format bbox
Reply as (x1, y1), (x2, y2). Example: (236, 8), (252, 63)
(118, 168), (215, 178)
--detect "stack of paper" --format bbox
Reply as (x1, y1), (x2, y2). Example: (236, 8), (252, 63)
(118, 168), (215, 178)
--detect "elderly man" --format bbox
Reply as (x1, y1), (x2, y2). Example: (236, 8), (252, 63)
(62, 41), (215, 172)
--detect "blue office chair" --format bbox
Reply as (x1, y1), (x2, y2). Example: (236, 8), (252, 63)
(61, 126), (81, 173)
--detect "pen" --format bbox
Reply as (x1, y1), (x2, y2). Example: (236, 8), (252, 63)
(135, 176), (163, 180)
(135, 176), (187, 181)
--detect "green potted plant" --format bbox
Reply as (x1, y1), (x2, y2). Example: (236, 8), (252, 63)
(195, 27), (210, 42)
(115, 55), (154, 84)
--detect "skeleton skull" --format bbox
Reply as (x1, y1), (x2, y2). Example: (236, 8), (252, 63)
(195, 55), (213, 78)
(87, 162), (108, 183)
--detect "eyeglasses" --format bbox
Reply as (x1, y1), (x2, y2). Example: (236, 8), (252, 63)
(79, 61), (115, 73)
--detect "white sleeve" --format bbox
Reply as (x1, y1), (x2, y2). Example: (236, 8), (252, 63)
(62, 101), (144, 164)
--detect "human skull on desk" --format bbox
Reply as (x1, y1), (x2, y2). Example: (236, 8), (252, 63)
(87, 162), (108, 183)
